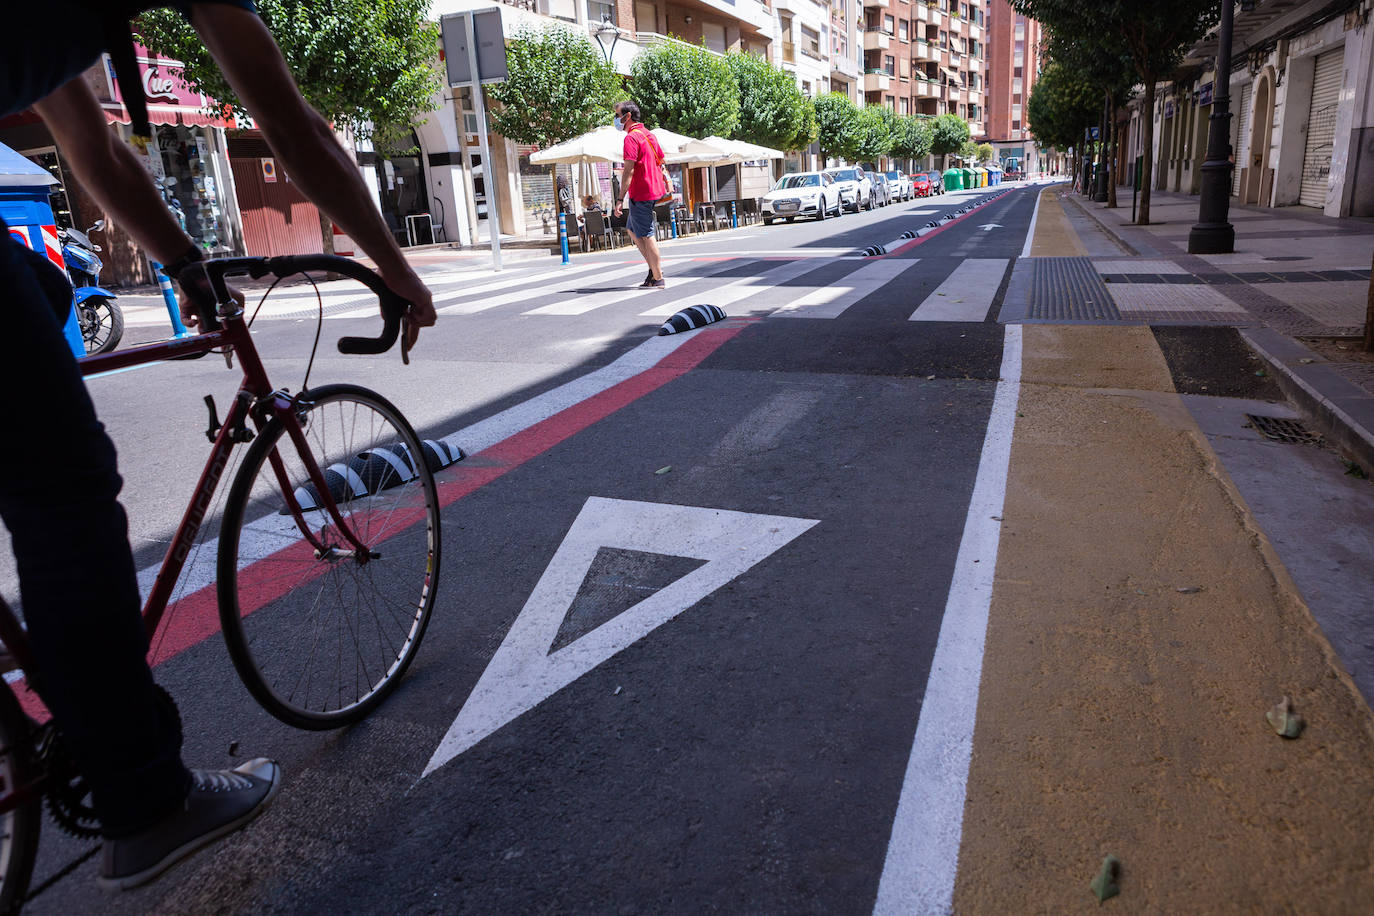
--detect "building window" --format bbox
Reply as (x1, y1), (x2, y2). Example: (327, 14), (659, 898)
(1012, 78), (1022, 94)
(1014, 66), (1022, 78)
(634, 0), (655, 32)
(901, 97), (910, 114)
(885, 54), (895, 75)
(1012, 120), (1020, 130)
(1012, 104), (1022, 119)
(899, 20), (908, 41)
(884, 14), (895, 33)
(1015, 22), (1025, 39)
(886, 94), (895, 110)
(583, 0), (611, 25)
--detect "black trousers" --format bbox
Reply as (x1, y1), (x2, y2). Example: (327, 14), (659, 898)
(0, 218), (189, 836)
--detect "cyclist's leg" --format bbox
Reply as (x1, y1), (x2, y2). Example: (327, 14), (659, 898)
(0, 221), (190, 835)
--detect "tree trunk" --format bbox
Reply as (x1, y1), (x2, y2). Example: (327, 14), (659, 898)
(1138, 80), (1156, 225)
(1107, 96), (1119, 209)
(318, 211), (336, 257)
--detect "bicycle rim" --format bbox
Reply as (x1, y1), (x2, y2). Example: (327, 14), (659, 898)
(217, 384), (441, 729)
(0, 690), (40, 913)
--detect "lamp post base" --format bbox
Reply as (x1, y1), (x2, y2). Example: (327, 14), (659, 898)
(1187, 222), (1236, 254)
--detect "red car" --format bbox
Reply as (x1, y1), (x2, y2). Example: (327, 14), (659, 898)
(911, 173), (932, 197)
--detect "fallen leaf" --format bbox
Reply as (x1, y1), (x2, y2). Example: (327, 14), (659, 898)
(655, 466), (672, 475)
(1176, 586), (1202, 594)
(1091, 855), (1121, 903)
(1266, 696), (1305, 739)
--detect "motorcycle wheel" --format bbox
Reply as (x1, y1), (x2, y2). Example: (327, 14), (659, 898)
(80, 297), (124, 356)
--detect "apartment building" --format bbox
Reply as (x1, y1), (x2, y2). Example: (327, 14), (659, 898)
(857, 0), (988, 138)
(983, 0), (1042, 171)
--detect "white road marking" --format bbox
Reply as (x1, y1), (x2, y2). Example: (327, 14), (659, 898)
(873, 324), (1022, 916)
(421, 497), (819, 775)
(1020, 185), (1044, 259)
(440, 262), (646, 315)
(909, 259), (1009, 322)
(525, 258), (723, 316)
(636, 257), (827, 317)
(771, 259), (922, 318)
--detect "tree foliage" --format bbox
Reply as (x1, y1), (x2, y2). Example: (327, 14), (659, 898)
(136, 0), (440, 153)
(1024, 60), (1099, 151)
(725, 53), (809, 151)
(854, 105), (896, 162)
(890, 116), (933, 161)
(929, 113), (972, 161)
(485, 26), (622, 149)
(959, 139), (980, 162)
(794, 96), (819, 152)
(813, 92), (862, 163)
(976, 142), (996, 163)
(630, 41), (740, 138)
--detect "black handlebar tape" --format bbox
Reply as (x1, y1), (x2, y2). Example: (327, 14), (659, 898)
(259, 255), (407, 356)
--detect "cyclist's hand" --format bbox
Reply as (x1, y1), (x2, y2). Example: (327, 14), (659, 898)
(177, 274), (245, 329)
(380, 266), (435, 351)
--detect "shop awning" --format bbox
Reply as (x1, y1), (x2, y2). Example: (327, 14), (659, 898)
(941, 67), (962, 86)
(101, 101), (237, 130)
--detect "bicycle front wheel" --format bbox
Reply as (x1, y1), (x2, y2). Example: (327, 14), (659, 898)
(0, 688), (41, 913)
(217, 384), (441, 729)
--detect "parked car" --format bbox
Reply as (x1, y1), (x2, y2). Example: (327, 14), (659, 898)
(760, 171), (843, 224)
(885, 170), (913, 201)
(824, 166), (875, 212)
(911, 172), (932, 197)
(867, 171), (893, 207)
(924, 170), (945, 194)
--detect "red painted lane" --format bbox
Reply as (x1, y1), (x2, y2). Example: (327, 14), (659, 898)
(15, 321), (754, 723)
(878, 191), (1010, 259)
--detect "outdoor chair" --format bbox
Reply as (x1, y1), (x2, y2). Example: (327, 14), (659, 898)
(737, 198), (761, 226)
(582, 210), (613, 251)
(700, 202), (730, 231)
(653, 203), (673, 241)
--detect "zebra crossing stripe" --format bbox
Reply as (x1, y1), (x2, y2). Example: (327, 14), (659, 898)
(909, 259), (1010, 322)
(772, 258), (922, 319)
(524, 258), (708, 316)
(637, 257), (829, 317)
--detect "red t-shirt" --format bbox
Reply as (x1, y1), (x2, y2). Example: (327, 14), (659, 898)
(623, 124), (666, 202)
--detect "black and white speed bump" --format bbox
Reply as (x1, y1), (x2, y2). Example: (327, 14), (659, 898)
(289, 439), (465, 512)
(658, 304), (727, 335)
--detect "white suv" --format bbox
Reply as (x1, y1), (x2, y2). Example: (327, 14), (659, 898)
(760, 171), (843, 223)
(823, 166), (874, 212)
(884, 170), (913, 201)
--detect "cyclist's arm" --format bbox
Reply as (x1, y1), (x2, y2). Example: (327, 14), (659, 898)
(32, 80), (196, 265)
(187, 4), (434, 343)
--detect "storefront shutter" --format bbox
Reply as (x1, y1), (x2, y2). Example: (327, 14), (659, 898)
(1300, 48), (1343, 208)
(1231, 82), (1251, 196)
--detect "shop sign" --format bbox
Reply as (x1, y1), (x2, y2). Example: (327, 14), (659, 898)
(261, 158), (277, 183)
(1198, 82), (1214, 106)
(1164, 100), (1175, 119)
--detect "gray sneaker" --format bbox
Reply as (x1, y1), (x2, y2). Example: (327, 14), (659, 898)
(99, 758), (281, 891)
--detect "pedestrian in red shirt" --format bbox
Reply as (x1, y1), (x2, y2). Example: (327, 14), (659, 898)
(612, 101), (667, 289)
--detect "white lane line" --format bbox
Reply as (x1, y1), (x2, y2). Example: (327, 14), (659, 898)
(771, 259), (921, 318)
(636, 257), (831, 317)
(1020, 185), (1044, 259)
(524, 258), (712, 315)
(909, 259), (1010, 322)
(439, 261), (628, 315)
(873, 324), (1022, 916)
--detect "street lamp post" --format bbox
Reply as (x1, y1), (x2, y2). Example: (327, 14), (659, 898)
(593, 18), (620, 65)
(1188, 0), (1241, 254)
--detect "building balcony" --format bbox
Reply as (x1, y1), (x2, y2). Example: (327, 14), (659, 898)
(781, 41), (796, 63)
(831, 53), (860, 79)
(864, 69), (892, 92)
(966, 56), (980, 72)
(948, 15), (962, 34)
(863, 28), (892, 51)
(635, 31), (725, 59)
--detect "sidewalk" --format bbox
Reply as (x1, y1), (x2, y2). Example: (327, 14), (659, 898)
(1056, 185), (1374, 471)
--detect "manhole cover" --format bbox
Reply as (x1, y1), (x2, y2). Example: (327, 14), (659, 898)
(1263, 255), (1311, 262)
(1244, 414), (1324, 445)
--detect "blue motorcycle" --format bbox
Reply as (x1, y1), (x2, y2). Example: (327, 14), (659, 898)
(60, 219), (123, 355)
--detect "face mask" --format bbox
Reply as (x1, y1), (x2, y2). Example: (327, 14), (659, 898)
(614, 115), (624, 130)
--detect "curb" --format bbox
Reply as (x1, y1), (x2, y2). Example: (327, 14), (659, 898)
(1240, 327), (1374, 472)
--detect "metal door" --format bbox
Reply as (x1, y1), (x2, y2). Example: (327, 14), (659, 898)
(1231, 82), (1251, 196)
(1299, 48), (1343, 208)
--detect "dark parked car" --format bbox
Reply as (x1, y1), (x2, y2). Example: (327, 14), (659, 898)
(924, 170), (945, 194)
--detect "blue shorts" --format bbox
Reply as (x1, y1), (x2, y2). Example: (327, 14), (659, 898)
(627, 199), (657, 238)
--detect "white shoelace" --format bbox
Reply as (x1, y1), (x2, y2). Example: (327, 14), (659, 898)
(191, 769), (254, 793)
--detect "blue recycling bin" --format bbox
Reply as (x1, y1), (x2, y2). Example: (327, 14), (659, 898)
(1, 143), (84, 357)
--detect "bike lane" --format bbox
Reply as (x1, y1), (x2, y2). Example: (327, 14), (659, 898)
(80, 309), (1012, 913)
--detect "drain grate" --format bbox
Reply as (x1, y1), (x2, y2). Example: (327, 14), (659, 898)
(1244, 414), (1324, 445)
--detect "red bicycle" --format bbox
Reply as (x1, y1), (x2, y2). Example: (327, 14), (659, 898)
(0, 255), (444, 910)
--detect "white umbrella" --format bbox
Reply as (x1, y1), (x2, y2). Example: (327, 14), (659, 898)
(530, 125), (697, 165)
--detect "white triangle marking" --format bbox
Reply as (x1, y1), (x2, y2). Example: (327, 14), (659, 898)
(422, 497), (819, 775)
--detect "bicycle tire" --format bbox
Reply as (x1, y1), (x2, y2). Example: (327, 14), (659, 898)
(0, 689), (41, 914)
(217, 384), (441, 730)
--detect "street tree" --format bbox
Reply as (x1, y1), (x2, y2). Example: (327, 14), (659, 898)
(137, 0), (440, 251)
(1025, 60), (1100, 181)
(813, 92), (862, 164)
(138, 0), (439, 154)
(854, 105), (896, 164)
(959, 139), (980, 163)
(889, 116), (934, 167)
(630, 41), (740, 139)
(929, 113), (971, 168)
(793, 96), (820, 154)
(483, 25), (622, 216)
(725, 53), (808, 151)
(976, 142), (996, 163)
(1010, 0), (1221, 223)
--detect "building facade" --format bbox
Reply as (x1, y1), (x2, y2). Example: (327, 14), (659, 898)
(982, 0), (1041, 172)
(1118, 0), (1374, 218)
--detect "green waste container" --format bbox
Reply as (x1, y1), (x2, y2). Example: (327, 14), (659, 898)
(961, 168), (974, 188)
(942, 167), (964, 191)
